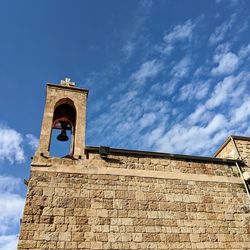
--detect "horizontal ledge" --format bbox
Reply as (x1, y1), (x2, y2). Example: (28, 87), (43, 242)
(47, 83), (89, 95)
(85, 146), (240, 165)
(31, 165), (242, 184)
(231, 135), (250, 141)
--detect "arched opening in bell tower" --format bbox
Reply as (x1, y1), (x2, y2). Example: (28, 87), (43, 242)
(49, 98), (77, 158)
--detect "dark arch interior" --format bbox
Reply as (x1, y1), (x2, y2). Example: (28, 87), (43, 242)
(49, 101), (77, 158)
(53, 103), (76, 129)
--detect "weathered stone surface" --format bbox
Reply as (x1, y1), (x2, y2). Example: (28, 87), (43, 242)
(18, 152), (250, 249)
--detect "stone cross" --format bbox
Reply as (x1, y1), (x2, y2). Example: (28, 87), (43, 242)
(60, 77), (76, 87)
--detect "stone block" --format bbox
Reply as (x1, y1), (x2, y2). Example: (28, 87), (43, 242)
(58, 232), (71, 242)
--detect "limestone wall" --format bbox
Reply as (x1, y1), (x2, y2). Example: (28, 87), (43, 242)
(216, 137), (250, 172)
(18, 153), (250, 250)
(87, 153), (240, 177)
(215, 140), (237, 160)
(36, 84), (88, 159)
(234, 138), (250, 169)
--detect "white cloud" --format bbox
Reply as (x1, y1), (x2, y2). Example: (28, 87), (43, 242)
(0, 125), (24, 164)
(139, 113), (157, 129)
(196, 82), (210, 100)
(110, 90), (138, 110)
(211, 52), (239, 76)
(162, 19), (195, 54)
(89, 66), (250, 156)
(211, 43), (250, 76)
(205, 114), (226, 134)
(156, 114), (227, 155)
(0, 124), (38, 164)
(187, 72), (249, 126)
(144, 124), (165, 148)
(25, 134), (39, 150)
(164, 20), (194, 43)
(87, 8), (250, 157)
(151, 70), (250, 155)
(90, 63), (250, 155)
(0, 193), (24, 234)
(0, 235), (18, 250)
(0, 175), (24, 250)
(214, 42), (231, 55)
(88, 74), (170, 150)
(230, 96), (250, 124)
(170, 57), (191, 79)
(178, 84), (194, 102)
(208, 14), (236, 45)
(131, 59), (163, 84)
(239, 43), (250, 58)
(206, 72), (249, 109)
(0, 176), (21, 193)
(178, 81), (210, 102)
(188, 105), (207, 125)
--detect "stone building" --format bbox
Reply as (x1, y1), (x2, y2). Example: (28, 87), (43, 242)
(18, 80), (250, 249)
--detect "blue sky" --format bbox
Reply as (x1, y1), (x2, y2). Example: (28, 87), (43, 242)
(1, 0), (250, 248)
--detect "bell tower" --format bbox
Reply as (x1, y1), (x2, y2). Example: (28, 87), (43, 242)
(35, 78), (88, 159)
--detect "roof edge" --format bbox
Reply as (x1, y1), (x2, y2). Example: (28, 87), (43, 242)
(47, 83), (89, 95)
(85, 146), (239, 165)
(213, 135), (250, 157)
(231, 135), (250, 141)
(213, 136), (232, 157)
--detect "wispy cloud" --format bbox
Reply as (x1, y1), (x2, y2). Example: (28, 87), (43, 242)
(122, 41), (136, 61)
(121, 0), (153, 61)
(194, 72), (249, 119)
(208, 14), (236, 45)
(144, 69), (250, 156)
(162, 19), (195, 54)
(0, 124), (38, 164)
(155, 114), (227, 155)
(230, 96), (250, 124)
(238, 20), (248, 33)
(211, 51), (239, 75)
(0, 193), (24, 234)
(239, 43), (250, 58)
(87, 2), (250, 157)
(0, 175), (24, 250)
(170, 56), (192, 79)
(131, 59), (163, 84)
(211, 42), (250, 76)
(0, 125), (24, 164)
(178, 80), (210, 102)
(0, 235), (18, 250)
(165, 73), (250, 154)
(139, 112), (157, 129)
(0, 176), (22, 193)
(25, 134), (39, 150)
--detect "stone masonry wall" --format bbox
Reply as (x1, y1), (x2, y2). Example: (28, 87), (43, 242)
(36, 84), (87, 159)
(87, 152), (240, 176)
(216, 140), (237, 160)
(235, 139), (250, 171)
(216, 138), (250, 172)
(18, 154), (250, 250)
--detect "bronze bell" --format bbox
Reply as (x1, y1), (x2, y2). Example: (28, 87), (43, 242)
(57, 129), (69, 141)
